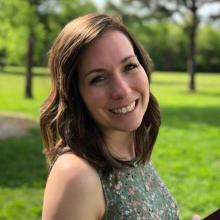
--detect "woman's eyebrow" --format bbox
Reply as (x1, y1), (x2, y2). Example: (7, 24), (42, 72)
(121, 54), (137, 63)
(84, 68), (106, 78)
(84, 54), (137, 77)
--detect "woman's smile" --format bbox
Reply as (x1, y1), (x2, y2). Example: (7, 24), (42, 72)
(109, 99), (137, 114)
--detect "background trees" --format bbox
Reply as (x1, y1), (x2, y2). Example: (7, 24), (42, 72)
(0, 0), (96, 98)
(0, 0), (220, 97)
(105, 0), (220, 91)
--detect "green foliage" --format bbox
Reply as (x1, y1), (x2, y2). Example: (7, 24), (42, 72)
(104, 0), (220, 72)
(1, 0), (220, 72)
(0, 69), (219, 219)
(59, 0), (97, 24)
(127, 19), (220, 72)
(0, 0), (30, 64)
(197, 25), (220, 72)
(0, 0), (97, 66)
(128, 21), (188, 71)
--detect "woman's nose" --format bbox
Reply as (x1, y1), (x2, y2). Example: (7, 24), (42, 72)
(110, 75), (131, 100)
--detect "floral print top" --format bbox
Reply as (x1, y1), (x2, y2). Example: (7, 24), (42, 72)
(99, 161), (180, 220)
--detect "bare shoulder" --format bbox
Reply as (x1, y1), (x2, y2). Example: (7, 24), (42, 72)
(42, 152), (105, 220)
(50, 152), (99, 185)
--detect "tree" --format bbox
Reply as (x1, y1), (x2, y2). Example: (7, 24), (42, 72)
(0, 0), (44, 98)
(24, 0), (96, 97)
(106, 0), (220, 92)
(25, 0), (44, 98)
(0, 0), (96, 98)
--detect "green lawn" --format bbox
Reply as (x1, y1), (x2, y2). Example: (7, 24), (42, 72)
(0, 129), (46, 220)
(152, 72), (220, 219)
(0, 69), (219, 219)
(0, 69), (50, 118)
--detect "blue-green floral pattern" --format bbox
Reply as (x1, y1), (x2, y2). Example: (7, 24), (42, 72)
(99, 162), (180, 220)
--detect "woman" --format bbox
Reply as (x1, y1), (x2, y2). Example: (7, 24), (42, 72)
(40, 13), (200, 220)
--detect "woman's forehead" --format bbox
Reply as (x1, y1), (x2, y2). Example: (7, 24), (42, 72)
(77, 30), (135, 73)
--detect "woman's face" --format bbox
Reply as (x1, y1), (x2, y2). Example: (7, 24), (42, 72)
(78, 30), (149, 135)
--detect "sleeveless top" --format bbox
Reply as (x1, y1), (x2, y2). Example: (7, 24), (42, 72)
(51, 147), (180, 220)
(98, 161), (180, 220)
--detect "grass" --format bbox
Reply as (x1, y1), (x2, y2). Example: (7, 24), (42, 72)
(152, 72), (220, 219)
(0, 69), (50, 118)
(0, 69), (49, 220)
(0, 129), (46, 220)
(0, 68), (220, 219)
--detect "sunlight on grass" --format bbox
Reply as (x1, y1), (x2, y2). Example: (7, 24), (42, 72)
(0, 72), (50, 119)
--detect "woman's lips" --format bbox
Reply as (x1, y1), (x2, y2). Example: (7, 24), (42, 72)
(109, 99), (138, 114)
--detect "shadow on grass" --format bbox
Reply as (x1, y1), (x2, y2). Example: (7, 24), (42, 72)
(161, 106), (220, 128)
(0, 128), (48, 188)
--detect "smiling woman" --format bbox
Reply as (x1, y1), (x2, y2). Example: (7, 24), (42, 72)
(40, 13), (185, 220)
(78, 30), (149, 137)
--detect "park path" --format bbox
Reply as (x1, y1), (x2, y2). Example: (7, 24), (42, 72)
(0, 114), (37, 139)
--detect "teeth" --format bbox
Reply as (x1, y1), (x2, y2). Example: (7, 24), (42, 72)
(111, 101), (136, 114)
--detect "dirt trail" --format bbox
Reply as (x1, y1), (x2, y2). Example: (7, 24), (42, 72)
(0, 114), (37, 139)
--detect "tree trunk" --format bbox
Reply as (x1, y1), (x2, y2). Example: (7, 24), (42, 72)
(25, 32), (34, 98)
(188, 1), (198, 92)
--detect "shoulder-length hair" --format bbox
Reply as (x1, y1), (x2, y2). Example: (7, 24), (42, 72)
(40, 13), (161, 175)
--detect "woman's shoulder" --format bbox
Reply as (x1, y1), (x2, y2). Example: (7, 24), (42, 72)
(48, 151), (104, 199)
(42, 152), (105, 220)
(51, 152), (98, 182)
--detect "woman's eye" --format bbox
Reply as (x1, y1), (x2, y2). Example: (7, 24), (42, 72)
(124, 63), (139, 72)
(90, 75), (105, 84)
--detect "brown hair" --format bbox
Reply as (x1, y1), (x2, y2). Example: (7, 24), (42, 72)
(40, 13), (161, 175)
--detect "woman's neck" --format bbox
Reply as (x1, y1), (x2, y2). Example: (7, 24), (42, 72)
(104, 130), (136, 161)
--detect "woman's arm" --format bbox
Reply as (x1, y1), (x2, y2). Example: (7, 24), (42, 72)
(42, 153), (105, 220)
